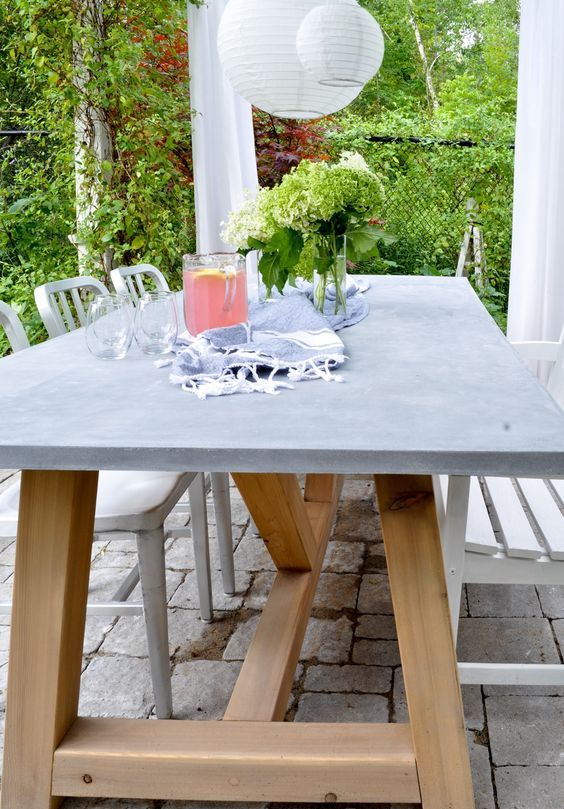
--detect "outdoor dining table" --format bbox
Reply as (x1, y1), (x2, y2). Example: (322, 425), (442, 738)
(1, 275), (564, 809)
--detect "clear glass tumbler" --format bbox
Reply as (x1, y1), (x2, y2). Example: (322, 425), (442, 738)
(86, 294), (134, 360)
(134, 291), (178, 355)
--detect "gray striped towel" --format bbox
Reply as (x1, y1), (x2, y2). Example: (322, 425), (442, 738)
(166, 280), (369, 398)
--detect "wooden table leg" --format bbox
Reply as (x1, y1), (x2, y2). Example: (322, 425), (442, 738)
(227, 473), (342, 721)
(375, 474), (475, 809)
(1, 470), (98, 809)
(48, 471), (421, 805)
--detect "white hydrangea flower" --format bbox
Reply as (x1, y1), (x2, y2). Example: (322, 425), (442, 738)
(337, 151), (371, 173)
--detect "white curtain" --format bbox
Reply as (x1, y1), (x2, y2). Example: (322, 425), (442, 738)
(507, 0), (564, 346)
(187, 0), (259, 297)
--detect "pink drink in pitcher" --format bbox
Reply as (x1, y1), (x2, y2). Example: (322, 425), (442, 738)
(182, 254), (248, 336)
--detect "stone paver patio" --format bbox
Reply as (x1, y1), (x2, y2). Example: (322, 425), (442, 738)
(0, 471), (563, 809)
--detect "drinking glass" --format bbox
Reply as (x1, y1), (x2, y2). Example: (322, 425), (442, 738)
(134, 291), (178, 355)
(183, 253), (248, 336)
(86, 294), (134, 360)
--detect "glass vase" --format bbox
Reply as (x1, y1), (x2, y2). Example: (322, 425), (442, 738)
(312, 233), (347, 316)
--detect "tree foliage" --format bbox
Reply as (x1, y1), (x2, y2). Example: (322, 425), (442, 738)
(0, 0), (194, 352)
(0, 0), (519, 354)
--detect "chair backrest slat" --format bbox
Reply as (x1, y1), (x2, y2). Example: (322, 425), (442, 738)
(111, 264), (169, 305)
(70, 287), (89, 327)
(517, 477), (564, 561)
(58, 290), (77, 332)
(34, 276), (109, 338)
(484, 476), (543, 559)
(126, 276), (138, 301)
(0, 301), (30, 353)
(550, 478), (564, 506)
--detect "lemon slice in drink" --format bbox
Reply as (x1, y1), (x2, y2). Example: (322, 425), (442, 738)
(194, 268), (225, 280)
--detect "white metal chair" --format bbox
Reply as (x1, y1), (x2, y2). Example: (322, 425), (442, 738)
(34, 275), (109, 337)
(0, 300), (29, 353)
(110, 263), (169, 304)
(0, 295), (216, 719)
(110, 264), (236, 596)
(437, 328), (564, 687)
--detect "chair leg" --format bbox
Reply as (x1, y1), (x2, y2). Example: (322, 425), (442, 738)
(440, 476), (471, 640)
(188, 473), (213, 623)
(211, 472), (236, 596)
(136, 527), (172, 720)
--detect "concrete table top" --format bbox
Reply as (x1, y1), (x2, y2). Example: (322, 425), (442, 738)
(1, 276), (563, 477)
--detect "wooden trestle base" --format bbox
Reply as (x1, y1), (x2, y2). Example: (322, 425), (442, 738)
(0, 471), (475, 809)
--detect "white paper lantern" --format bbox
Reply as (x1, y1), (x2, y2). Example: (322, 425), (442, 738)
(217, 0), (362, 120)
(297, 2), (385, 88)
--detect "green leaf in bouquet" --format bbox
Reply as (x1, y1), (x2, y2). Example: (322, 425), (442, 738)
(265, 228), (304, 268)
(258, 251), (290, 295)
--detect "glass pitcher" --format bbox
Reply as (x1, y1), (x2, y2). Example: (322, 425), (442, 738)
(182, 253), (248, 336)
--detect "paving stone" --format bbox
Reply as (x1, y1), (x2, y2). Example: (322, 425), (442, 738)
(459, 585), (469, 617)
(101, 607), (209, 657)
(322, 541), (365, 573)
(554, 618), (564, 651)
(467, 731), (495, 809)
(537, 585), (564, 618)
(304, 664), (391, 694)
(244, 570), (275, 609)
(356, 614), (397, 639)
(457, 617), (560, 664)
(79, 656), (155, 718)
(223, 615), (260, 661)
(467, 583), (542, 617)
(130, 569), (185, 605)
(332, 496), (379, 543)
(0, 542), (16, 566)
(341, 477), (375, 501)
(495, 766), (564, 809)
(91, 539), (110, 561)
(462, 685), (485, 730)
(295, 692), (388, 723)
(171, 660), (242, 719)
(392, 668), (408, 723)
(0, 564), (13, 583)
(87, 566), (138, 602)
(207, 494), (250, 527)
(313, 573), (359, 610)
(170, 569), (251, 612)
(168, 526), (243, 570)
(233, 535), (276, 571)
(365, 541), (388, 572)
(92, 550), (138, 569)
(487, 695), (564, 765)
(83, 616), (116, 656)
(300, 616), (353, 663)
(352, 639), (400, 666)
(357, 574), (393, 614)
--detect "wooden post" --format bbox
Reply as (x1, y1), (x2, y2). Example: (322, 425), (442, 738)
(1, 470), (98, 809)
(375, 474), (475, 809)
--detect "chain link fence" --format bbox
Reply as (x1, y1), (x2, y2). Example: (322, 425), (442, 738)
(358, 136), (515, 320)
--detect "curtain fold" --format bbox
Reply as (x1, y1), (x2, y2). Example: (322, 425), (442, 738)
(507, 0), (564, 346)
(187, 0), (259, 297)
